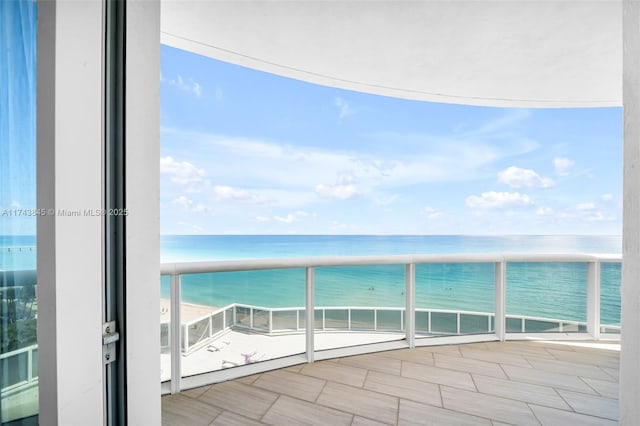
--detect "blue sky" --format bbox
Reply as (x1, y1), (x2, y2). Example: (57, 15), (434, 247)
(1, 1), (37, 236)
(0, 37), (622, 237)
(160, 45), (622, 236)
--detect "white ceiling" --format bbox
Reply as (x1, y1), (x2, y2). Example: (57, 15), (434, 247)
(161, 1), (622, 108)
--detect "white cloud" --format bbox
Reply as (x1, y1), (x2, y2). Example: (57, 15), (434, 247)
(558, 207), (614, 223)
(554, 157), (575, 176)
(164, 74), (202, 97)
(424, 207), (443, 219)
(601, 193), (614, 202)
(315, 183), (358, 200)
(373, 194), (400, 207)
(497, 166), (554, 189)
(256, 211), (309, 224)
(576, 202), (596, 211)
(335, 97), (355, 120)
(171, 196), (214, 215)
(160, 113), (540, 212)
(176, 221), (205, 233)
(465, 191), (533, 209)
(160, 156), (207, 186)
(274, 211), (309, 223)
(536, 207), (554, 216)
(213, 185), (266, 203)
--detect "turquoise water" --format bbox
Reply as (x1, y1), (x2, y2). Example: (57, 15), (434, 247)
(1, 234), (621, 326)
(158, 235), (622, 326)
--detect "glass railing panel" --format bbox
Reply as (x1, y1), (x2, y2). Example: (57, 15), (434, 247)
(601, 262), (621, 333)
(350, 309), (375, 330)
(272, 310), (298, 331)
(314, 265), (405, 351)
(460, 313), (491, 334)
(415, 263), (495, 338)
(415, 310), (429, 333)
(506, 317), (524, 333)
(252, 309), (270, 331)
(430, 312), (458, 334)
(160, 275), (172, 384)
(298, 309), (306, 330)
(324, 309), (349, 329)
(506, 262), (587, 333)
(178, 269), (305, 377)
(376, 309), (403, 331)
(524, 319), (561, 332)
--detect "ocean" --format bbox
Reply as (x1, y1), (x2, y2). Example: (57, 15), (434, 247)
(159, 235), (622, 326)
(1, 234), (622, 326)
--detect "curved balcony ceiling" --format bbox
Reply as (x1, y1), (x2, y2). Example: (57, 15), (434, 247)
(160, 1), (622, 108)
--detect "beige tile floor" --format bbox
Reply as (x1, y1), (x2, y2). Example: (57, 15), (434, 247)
(161, 340), (619, 425)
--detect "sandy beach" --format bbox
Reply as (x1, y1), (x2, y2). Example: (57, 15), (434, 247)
(160, 298), (220, 323)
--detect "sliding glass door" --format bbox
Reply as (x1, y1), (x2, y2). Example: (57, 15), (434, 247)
(0, 1), (38, 424)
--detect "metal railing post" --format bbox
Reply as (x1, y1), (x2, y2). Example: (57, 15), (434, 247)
(405, 263), (415, 348)
(305, 267), (315, 363)
(170, 272), (182, 394)
(495, 260), (506, 341)
(587, 261), (601, 340)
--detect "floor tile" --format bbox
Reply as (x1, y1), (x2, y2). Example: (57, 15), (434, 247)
(198, 381), (278, 420)
(352, 416), (393, 426)
(525, 357), (614, 381)
(162, 341), (619, 426)
(415, 344), (463, 357)
(253, 369), (326, 402)
(377, 348), (435, 365)
(300, 360), (368, 387)
(182, 385), (211, 399)
(364, 370), (442, 407)
(501, 364), (596, 394)
(210, 411), (265, 426)
(582, 377), (619, 399)
(441, 386), (540, 425)
(161, 394), (221, 426)
(529, 404), (618, 426)
(317, 382), (399, 425)
(434, 353), (508, 379)
(472, 374), (570, 410)
(235, 373), (262, 385)
(398, 399), (491, 425)
(556, 389), (618, 420)
(339, 353), (403, 375)
(401, 360), (476, 391)
(485, 342), (555, 359)
(262, 395), (353, 426)
(459, 347), (532, 368)
(545, 348), (619, 369)
(601, 366), (619, 381)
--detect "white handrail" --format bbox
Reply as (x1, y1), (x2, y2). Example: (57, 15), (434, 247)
(160, 253), (622, 394)
(161, 252), (620, 275)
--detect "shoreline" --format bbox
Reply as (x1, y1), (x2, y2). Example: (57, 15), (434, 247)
(160, 298), (219, 323)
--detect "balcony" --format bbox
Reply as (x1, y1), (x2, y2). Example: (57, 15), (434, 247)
(159, 253), (620, 408)
(161, 339), (619, 425)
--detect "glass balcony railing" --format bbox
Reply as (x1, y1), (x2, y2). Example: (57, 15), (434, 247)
(159, 253), (621, 394)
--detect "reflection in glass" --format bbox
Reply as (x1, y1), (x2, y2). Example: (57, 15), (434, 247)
(1, 1), (38, 423)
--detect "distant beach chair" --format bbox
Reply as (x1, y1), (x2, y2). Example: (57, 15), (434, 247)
(241, 350), (266, 364)
(207, 344), (224, 352)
